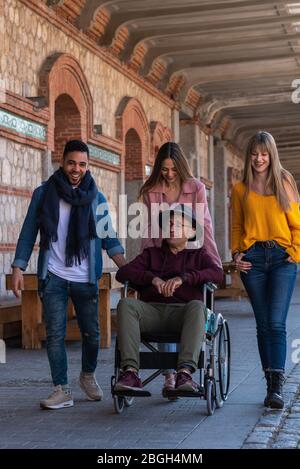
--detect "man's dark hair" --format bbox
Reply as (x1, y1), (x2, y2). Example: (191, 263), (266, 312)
(63, 140), (90, 159)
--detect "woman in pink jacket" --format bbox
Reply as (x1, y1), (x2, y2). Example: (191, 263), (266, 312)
(138, 141), (221, 395)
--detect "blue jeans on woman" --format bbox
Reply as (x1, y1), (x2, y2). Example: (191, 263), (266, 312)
(241, 242), (297, 372)
(38, 271), (100, 386)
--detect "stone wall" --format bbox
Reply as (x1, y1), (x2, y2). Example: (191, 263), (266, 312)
(0, 138), (42, 189)
(0, 138), (42, 259)
(0, 136), (42, 297)
(0, 0), (171, 138)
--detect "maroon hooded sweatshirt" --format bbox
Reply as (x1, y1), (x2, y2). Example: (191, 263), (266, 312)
(116, 242), (224, 304)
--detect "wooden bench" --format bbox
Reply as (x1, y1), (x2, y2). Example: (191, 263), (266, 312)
(6, 270), (123, 350)
(215, 262), (248, 300)
(0, 299), (21, 339)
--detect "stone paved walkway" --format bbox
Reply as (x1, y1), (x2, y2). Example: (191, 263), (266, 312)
(1, 275), (300, 449)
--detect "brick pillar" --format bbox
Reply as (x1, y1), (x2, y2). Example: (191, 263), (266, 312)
(214, 139), (229, 261)
(125, 129), (144, 261)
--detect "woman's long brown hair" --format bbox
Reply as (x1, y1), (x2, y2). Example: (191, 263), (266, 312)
(138, 142), (194, 200)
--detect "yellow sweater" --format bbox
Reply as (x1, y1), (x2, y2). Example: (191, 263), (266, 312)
(231, 182), (300, 262)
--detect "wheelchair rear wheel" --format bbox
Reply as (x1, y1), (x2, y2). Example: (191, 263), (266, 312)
(218, 319), (230, 401)
(213, 318), (224, 409)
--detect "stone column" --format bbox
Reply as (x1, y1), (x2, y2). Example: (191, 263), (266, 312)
(208, 135), (215, 229)
(179, 120), (200, 177)
(123, 131), (144, 261)
(41, 149), (54, 181)
(213, 139), (229, 261)
(125, 179), (144, 261)
(118, 168), (126, 242)
(172, 108), (180, 143)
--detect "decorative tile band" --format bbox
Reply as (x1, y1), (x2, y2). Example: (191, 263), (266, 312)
(0, 109), (47, 141)
(88, 143), (120, 166)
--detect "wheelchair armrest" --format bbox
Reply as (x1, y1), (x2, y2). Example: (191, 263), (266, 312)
(123, 281), (139, 298)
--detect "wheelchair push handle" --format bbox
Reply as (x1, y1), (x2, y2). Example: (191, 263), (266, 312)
(203, 282), (217, 310)
(204, 282), (217, 292)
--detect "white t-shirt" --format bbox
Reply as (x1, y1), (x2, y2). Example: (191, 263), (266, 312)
(48, 199), (89, 282)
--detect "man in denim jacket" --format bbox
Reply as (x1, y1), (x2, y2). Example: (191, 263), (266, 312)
(11, 140), (125, 409)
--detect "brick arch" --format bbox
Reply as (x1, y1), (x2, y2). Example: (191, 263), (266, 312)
(115, 97), (150, 176)
(150, 121), (173, 164)
(39, 53), (93, 150)
(124, 128), (143, 180)
(52, 94), (82, 164)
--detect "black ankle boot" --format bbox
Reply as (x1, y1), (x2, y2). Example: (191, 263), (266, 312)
(269, 371), (285, 409)
(263, 370), (271, 407)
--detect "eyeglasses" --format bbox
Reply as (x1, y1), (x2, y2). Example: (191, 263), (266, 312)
(169, 220), (193, 229)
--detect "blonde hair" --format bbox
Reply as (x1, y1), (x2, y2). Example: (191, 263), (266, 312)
(243, 131), (299, 211)
(138, 142), (194, 200)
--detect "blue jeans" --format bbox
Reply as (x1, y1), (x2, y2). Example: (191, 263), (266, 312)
(38, 271), (100, 386)
(241, 243), (297, 371)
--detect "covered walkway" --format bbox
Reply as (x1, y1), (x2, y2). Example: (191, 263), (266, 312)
(1, 275), (300, 449)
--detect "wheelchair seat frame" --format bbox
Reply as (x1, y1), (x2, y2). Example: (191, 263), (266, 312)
(111, 282), (231, 416)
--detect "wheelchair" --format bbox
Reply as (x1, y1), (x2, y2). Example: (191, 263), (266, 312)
(111, 282), (230, 416)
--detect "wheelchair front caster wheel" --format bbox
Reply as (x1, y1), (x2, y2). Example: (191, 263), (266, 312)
(206, 379), (216, 416)
(124, 396), (134, 407)
(114, 395), (125, 414)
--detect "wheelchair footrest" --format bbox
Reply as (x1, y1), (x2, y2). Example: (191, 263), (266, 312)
(113, 388), (152, 397)
(164, 388), (204, 398)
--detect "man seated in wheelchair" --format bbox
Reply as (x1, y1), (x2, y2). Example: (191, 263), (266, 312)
(115, 204), (223, 394)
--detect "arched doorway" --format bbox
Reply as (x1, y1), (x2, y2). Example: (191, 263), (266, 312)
(39, 53), (93, 152)
(38, 52), (93, 179)
(52, 94), (82, 165)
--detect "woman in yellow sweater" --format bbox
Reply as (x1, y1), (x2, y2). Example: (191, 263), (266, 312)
(231, 131), (300, 409)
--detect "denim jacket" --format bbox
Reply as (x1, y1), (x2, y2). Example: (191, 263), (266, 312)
(12, 184), (124, 283)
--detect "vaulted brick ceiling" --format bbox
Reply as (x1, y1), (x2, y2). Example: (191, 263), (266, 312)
(45, 0), (300, 181)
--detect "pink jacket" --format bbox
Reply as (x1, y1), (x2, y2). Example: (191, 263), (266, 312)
(141, 178), (222, 267)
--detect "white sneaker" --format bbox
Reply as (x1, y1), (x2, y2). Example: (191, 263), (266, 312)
(40, 385), (74, 410)
(79, 372), (103, 401)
